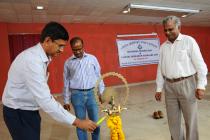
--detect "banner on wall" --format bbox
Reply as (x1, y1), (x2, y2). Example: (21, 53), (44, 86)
(116, 38), (160, 67)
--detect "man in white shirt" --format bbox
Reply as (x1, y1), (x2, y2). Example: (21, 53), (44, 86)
(155, 16), (208, 140)
(2, 22), (97, 140)
(63, 37), (105, 140)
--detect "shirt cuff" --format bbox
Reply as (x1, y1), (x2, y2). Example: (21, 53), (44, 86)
(99, 88), (104, 95)
(156, 87), (162, 92)
(197, 84), (206, 90)
(64, 99), (70, 104)
(68, 114), (76, 125)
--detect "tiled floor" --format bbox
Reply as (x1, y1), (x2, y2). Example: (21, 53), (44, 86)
(1, 76), (210, 140)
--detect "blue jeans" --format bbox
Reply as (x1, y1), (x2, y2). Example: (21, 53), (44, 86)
(71, 89), (100, 140)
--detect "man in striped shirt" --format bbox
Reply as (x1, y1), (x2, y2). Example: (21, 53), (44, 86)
(63, 37), (105, 140)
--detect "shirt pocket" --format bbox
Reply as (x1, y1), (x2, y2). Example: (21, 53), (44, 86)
(176, 50), (188, 61)
(11, 82), (25, 89)
(87, 63), (95, 76)
(69, 67), (78, 79)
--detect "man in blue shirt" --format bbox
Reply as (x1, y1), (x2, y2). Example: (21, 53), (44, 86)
(63, 37), (105, 140)
(2, 22), (97, 140)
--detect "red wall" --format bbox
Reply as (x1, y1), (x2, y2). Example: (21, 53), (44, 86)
(1, 23), (210, 97)
(0, 23), (11, 99)
(181, 27), (210, 69)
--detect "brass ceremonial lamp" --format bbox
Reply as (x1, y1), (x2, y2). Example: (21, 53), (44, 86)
(101, 96), (127, 115)
(97, 96), (127, 140)
(94, 72), (129, 140)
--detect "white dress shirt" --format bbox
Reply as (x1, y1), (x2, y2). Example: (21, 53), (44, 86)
(2, 43), (76, 125)
(63, 53), (105, 104)
(156, 33), (208, 92)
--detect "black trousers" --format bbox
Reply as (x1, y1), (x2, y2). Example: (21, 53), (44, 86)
(3, 105), (41, 140)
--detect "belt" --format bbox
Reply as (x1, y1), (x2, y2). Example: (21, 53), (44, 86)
(163, 74), (195, 83)
(71, 87), (94, 91)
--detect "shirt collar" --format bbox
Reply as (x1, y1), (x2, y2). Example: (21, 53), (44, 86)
(71, 52), (88, 60)
(37, 43), (51, 64)
(176, 33), (183, 41)
(166, 33), (183, 44)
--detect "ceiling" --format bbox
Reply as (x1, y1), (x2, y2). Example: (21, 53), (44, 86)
(0, 0), (210, 26)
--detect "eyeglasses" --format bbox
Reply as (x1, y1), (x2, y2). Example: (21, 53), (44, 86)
(164, 28), (174, 32)
(53, 41), (65, 49)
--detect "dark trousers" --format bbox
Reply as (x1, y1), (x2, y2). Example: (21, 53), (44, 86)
(3, 105), (41, 140)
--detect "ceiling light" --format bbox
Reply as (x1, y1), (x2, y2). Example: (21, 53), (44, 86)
(123, 8), (130, 14)
(36, 6), (44, 10)
(117, 32), (157, 37)
(129, 4), (200, 13)
(122, 3), (200, 17)
(181, 14), (188, 18)
(123, 10), (129, 14)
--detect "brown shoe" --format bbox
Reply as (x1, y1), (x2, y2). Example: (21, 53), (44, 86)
(153, 111), (160, 119)
(158, 110), (164, 118)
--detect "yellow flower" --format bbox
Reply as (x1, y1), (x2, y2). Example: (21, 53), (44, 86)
(107, 115), (125, 140)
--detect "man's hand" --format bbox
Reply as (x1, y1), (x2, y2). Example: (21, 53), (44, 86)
(73, 119), (97, 133)
(98, 95), (103, 104)
(155, 92), (162, 101)
(195, 89), (205, 100)
(63, 104), (71, 111)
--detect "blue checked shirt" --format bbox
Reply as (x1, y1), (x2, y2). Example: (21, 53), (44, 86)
(63, 53), (105, 104)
